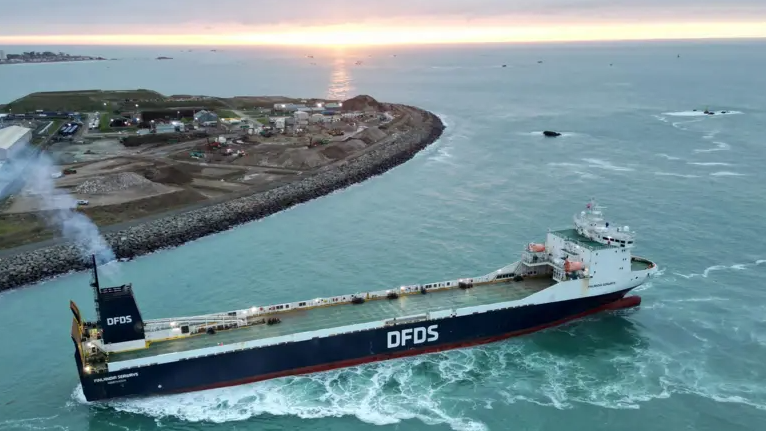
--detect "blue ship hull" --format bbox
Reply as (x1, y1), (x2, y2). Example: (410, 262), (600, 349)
(77, 288), (636, 401)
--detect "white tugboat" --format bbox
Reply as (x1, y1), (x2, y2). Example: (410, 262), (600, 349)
(71, 199), (658, 401)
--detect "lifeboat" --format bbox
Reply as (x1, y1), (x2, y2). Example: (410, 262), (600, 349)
(564, 260), (584, 272)
(528, 243), (546, 252)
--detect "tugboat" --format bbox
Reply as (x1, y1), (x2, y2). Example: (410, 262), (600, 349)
(71, 199), (658, 401)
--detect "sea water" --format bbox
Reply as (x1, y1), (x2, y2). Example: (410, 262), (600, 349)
(0, 40), (765, 431)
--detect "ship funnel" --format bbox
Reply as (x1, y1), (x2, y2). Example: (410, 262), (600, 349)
(87, 255), (146, 345)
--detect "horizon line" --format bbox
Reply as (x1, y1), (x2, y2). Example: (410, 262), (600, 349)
(1, 22), (766, 47)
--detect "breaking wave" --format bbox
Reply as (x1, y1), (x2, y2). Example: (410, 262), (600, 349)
(673, 260), (765, 279)
(581, 158), (634, 172)
(710, 171), (746, 177)
(656, 153), (682, 161)
(688, 162), (732, 166)
(694, 141), (730, 153)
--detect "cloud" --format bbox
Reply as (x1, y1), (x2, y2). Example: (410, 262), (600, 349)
(2, 0), (766, 35)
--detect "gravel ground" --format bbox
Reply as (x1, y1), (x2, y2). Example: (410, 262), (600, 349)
(0, 107), (445, 291)
(75, 172), (155, 194)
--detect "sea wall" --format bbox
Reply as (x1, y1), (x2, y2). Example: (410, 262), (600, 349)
(0, 106), (445, 291)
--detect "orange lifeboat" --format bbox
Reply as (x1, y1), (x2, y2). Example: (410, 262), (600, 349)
(564, 260), (584, 272)
(528, 243), (546, 253)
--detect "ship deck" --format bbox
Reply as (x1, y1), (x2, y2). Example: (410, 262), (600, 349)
(631, 258), (653, 271)
(110, 276), (556, 362)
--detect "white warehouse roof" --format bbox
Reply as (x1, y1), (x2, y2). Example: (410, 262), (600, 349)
(0, 125), (32, 150)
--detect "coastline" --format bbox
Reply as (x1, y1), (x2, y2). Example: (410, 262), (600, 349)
(0, 105), (445, 291)
(0, 59), (108, 67)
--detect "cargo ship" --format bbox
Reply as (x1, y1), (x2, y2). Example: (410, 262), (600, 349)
(71, 199), (658, 401)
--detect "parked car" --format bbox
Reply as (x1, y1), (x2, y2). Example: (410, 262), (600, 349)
(76, 200), (89, 206)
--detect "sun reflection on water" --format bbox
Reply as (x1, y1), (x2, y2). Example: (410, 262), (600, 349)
(327, 56), (353, 100)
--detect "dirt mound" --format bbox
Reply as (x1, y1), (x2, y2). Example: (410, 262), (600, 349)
(75, 172), (156, 194)
(342, 95), (383, 113)
(357, 127), (387, 145)
(320, 145), (348, 159)
(143, 165), (194, 185)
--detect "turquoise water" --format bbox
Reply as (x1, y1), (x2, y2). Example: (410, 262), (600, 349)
(1, 40), (766, 431)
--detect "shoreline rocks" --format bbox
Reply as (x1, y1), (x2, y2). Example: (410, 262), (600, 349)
(0, 106), (445, 291)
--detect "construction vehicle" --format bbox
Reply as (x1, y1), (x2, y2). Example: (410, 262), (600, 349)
(307, 138), (330, 148)
(260, 128), (274, 138)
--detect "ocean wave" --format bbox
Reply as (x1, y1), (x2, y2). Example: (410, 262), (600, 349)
(0, 415), (64, 431)
(710, 171), (745, 177)
(653, 172), (699, 178)
(656, 153), (682, 161)
(687, 162), (732, 166)
(673, 260), (763, 279)
(581, 158), (634, 172)
(694, 141), (730, 153)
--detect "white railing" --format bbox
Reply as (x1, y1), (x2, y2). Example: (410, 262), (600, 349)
(142, 261), (525, 327)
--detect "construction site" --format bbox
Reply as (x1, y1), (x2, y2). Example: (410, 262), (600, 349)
(0, 94), (416, 249)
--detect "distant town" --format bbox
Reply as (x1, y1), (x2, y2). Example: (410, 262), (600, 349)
(0, 50), (107, 65)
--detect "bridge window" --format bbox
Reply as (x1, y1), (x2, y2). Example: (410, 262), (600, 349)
(299, 302), (306, 306)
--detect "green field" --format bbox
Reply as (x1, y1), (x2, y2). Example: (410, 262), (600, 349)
(2, 89), (231, 113)
(215, 109), (238, 118)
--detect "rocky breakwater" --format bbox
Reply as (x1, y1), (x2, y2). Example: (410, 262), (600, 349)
(0, 103), (445, 291)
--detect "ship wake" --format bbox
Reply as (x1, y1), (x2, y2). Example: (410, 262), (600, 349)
(70, 304), (766, 429)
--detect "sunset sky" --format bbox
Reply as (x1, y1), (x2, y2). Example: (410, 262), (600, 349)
(2, 0), (766, 46)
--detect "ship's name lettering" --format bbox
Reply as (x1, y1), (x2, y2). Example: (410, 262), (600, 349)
(106, 315), (133, 325)
(387, 324), (438, 348)
(590, 282), (616, 288)
(94, 372), (139, 383)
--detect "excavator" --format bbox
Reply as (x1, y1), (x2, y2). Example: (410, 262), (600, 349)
(307, 138), (330, 148)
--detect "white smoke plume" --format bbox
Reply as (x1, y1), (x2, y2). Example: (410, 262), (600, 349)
(0, 142), (115, 264)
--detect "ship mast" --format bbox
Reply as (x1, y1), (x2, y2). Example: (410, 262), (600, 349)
(89, 255), (102, 323)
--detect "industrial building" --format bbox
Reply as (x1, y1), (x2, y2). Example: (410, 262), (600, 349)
(0, 125), (32, 161)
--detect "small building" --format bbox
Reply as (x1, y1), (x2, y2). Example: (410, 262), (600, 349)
(194, 110), (218, 124)
(309, 113), (325, 124)
(0, 125), (32, 161)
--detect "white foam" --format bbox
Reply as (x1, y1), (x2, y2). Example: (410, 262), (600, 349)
(428, 147), (456, 165)
(702, 130), (719, 140)
(688, 162), (732, 166)
(673, 260), (764, 279)
(656, 153), (682, 161)
(653, 172), (699, 178)
(694, 141), (730, 153)
(663, 110), (743, 117)
(710, 171), (745, 176)
(75, 356), (490, 431)
(581, 158), (634, 172)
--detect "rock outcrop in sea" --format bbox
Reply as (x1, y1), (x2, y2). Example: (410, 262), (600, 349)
(0, 106), (445, 291)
